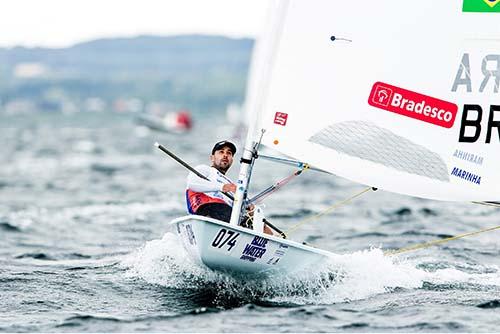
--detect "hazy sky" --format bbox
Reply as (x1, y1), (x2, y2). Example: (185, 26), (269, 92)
(0, 0), (269, 48)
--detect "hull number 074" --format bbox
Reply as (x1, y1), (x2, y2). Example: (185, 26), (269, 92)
(211, 228), (239, 251)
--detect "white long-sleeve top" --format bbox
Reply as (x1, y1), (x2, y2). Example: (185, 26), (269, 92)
(186, 165), (233, 206)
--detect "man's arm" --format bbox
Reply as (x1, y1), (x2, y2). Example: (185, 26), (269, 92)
(187, 165), (224, 192)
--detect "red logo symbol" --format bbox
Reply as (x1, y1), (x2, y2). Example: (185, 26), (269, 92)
(370, 84), (394, 107)
(368, 82), (458, 128)
(274, 112), (288, 126)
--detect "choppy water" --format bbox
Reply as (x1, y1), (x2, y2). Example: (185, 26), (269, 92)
(1, 113), (500, 332)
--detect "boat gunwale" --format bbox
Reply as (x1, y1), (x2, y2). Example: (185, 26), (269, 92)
(170, 214), (336, 258)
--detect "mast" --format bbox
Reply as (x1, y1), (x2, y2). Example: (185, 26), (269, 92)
(229, 0), (289, 226)
(229, 140), (257, 226)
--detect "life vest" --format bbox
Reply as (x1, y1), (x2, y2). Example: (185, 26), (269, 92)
(185, 189), (227, 214)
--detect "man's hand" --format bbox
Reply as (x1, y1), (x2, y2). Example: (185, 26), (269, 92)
(222, 183), (237, 193)
(246, 204), (255, 217)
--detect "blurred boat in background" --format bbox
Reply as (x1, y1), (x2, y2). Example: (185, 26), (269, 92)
(136, 109), (193, 133)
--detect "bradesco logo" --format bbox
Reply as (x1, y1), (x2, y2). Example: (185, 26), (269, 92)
(368, 82), (458, 128)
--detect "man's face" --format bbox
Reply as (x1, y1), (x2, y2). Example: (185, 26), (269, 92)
(210, 146), (234, 174)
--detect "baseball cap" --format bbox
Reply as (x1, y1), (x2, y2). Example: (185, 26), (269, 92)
(211, 140), (237, 155)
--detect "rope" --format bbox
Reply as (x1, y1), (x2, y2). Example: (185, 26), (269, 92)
(244, 205), (255, 226)
(251, 165), (309, 205)
(244, 164), (310, 222)
(243, 177), (500, 252)
(285, 186), (374, 235)
(384, 224), (500, 256)
(385, 201), (500, 256)
(238, 165), (312, 236)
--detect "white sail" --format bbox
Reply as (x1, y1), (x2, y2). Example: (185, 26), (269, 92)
(244, 0), (289, 145)
(246, 0), (500, 201)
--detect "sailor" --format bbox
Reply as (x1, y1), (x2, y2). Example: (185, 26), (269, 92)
(186, 140), (278, 236)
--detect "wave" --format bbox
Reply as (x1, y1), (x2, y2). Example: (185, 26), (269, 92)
(15, 253), (55, 260)
(267, 208), (314, 219)
(334, 232), (389, 239)
(56, 314), (124, 328)
(55, 308), (218, 330)
(4, 201), (183, 229)
(14, 252), (93, 261)
(0, 221), (21, 232)
(477, 300), (500, 309)
(90, 163), (122, 176)
(122, 233), (500, 308)
(401, 230), (454, 238)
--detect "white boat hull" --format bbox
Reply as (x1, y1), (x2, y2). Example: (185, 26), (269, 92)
(170, 215), (334, 278)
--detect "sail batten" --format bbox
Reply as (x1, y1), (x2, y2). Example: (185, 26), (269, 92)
(309, 121), (450, 182)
